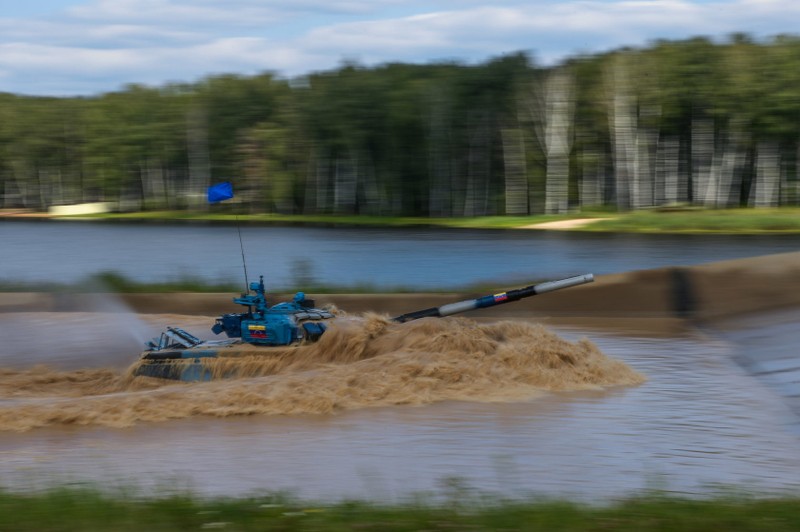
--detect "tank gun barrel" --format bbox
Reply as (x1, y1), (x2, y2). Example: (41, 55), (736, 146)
(391, 273), (594, 323)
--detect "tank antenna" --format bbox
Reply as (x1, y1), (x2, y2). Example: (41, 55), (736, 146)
(236, 215), (249, 293)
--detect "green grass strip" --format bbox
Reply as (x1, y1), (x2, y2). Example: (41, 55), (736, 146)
(47, 206), (800, 233)
(0, 487), (799, 531)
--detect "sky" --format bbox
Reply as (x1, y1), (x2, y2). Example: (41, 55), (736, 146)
(1, 0), (799, 96)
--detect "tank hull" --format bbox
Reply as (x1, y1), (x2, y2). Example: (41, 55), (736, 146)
(134, 339), (295, 381)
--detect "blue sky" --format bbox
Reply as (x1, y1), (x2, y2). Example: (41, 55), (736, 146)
(1, 0), (798, 96)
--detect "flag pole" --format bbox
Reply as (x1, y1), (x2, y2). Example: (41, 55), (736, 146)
(207, 182), (249, 292)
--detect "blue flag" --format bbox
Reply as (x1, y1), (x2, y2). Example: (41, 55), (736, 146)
(207, 182), (234, 203)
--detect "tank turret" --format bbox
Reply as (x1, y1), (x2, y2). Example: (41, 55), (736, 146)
(211, 275), (334, 345)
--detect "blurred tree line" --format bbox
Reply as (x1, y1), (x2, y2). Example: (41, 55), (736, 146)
(2, 34), (800, 216)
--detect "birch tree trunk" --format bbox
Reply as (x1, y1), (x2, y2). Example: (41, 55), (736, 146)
(427, 88), (452, 217)
(302, 152), (317, 215)
(187, 106), (211, 210)
(52, 169), (66, 206)
(657, 136), (680, 205)
(463, 110), (490, 217)
(780, 157), (790, 206)
(315, 156), (330, 214)
(580, 145), (603, 208)
(333, 153), (357, 214)
(151, 160), (167, 209)
(691, 117), (714, 205)
(38, 169), (50, 210)
(1, 178), (11, 208)
(138, 160), (167, 209)
(714, 132), (734, 207)
(750, 141), (781, 207)
(633, 105), (659, 209)
(10, 160), (31, 208)
(358, 150), (381, 215)
(165, 168), (178, 209)
(501, 127), (528, 215)
(138, 161), (150, 208)
(703, 148), (721, 208)
(796, 143), (800, 206)
(607, 56), (635, 211)
(543, 69), (573, 214)
(714, 123), (748, 207)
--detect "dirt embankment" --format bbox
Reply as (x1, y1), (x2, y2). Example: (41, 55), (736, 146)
(3, 251), (800, 335)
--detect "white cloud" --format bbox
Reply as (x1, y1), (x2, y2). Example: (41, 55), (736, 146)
(67, 0), (272, 23)
(65, 0), (379, 26)
(0, 42), (150, 73)
(297, 2), (710, 63)
(2, 0), (800, 95)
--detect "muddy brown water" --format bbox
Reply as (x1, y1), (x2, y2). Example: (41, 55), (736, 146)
(0, 310), (799, 502)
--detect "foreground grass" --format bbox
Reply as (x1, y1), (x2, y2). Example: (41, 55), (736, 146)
(0, 488), (799, 531)
(40, 206), (800, 233)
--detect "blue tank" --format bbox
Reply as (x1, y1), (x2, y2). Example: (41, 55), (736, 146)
(134, 273), (593, 381)
(134, 275), (334, 380)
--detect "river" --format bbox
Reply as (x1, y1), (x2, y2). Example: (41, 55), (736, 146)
(0, 221), (799, 502)
(4, 220), (800, 288)
(0, 309), (798, 502)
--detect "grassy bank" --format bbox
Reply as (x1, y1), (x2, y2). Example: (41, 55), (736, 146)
(0, 271), (244, 294)
(582, 208), (800, 234)
(14, 206), (800, 233)
(52, 209), (576, 230)
(0, 270), (454, 294)
(0, 488), (798, 531)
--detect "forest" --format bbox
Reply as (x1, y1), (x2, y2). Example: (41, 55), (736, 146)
(2, 34), (800, 217)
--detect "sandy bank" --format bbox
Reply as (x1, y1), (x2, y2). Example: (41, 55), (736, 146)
(519, 218), (613, 230)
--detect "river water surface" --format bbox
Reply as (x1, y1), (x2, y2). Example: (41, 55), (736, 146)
(1, 221), (799, 502)
(0, 313), (798, 502)
(5, 221), (800, 288)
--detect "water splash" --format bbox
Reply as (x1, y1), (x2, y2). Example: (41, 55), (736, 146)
(0, 314), (644, 431)
(0, 291), (156, 370)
